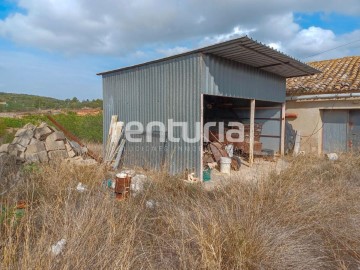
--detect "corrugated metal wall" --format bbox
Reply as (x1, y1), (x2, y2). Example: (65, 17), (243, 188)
(103, 54), (202, 175)
(201, 54), (285, 102)
(102, 53), (286, 175)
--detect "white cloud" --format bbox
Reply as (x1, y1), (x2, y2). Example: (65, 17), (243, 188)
(157, 46), (190, 57)
(1, 0), (360, 57)
(268, 42), (282, 51)
(200, 26), (257, 47)
(286, 27), (337, 58)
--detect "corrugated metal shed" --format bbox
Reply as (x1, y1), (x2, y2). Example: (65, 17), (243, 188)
(102, 54), (202, 174)
(99, 36), (319, 175)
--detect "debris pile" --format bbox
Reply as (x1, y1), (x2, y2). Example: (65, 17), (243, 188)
(0, 122), (96, 164)
(204, 125), (262, 173)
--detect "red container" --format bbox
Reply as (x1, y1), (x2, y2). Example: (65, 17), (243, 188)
(115, 173), (132, 199)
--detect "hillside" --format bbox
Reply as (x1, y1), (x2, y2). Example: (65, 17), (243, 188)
(0, 92), (102, 112)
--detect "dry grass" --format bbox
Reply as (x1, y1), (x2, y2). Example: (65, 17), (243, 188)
(1, 155), (360, 269)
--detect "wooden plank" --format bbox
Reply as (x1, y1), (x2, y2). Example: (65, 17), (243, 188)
(232, 106), (281, 110)
(281, 102), (286, 156)
(106, 121), (124, 163)
(249, 99), (255, 166)
(113, 139), (126, 170)
(293, 131), (301, 156)
(209, 142), (228, 163)
(105, 115), (118, 161)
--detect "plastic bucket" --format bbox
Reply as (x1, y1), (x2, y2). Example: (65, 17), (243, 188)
(220, 157), (231, 174)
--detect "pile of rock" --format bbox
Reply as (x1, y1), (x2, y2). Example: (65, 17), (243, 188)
(0, 122), (91, 164)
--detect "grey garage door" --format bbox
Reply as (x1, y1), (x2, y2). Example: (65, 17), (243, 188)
(322, 110), (348, 153)
(322, 109), (360, 153)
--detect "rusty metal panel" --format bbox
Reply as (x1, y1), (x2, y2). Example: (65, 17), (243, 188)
(201, 54), (286, 103)
(322, 110), (348, 153)
(102, 54), (201, 175)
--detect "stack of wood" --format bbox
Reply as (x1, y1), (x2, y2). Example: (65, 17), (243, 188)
(233, 123), (263, 154)
(104, 115), (126, 169)
(208, 124), (263, 154)
(203, 141), (241, 171)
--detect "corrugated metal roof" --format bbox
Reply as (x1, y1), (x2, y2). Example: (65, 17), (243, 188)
(97, 36), (320, 78)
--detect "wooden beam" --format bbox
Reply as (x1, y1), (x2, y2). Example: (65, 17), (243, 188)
(200, 94), (204, 181)
(249, 99), (255, 166)
(280, 103), (286, 156)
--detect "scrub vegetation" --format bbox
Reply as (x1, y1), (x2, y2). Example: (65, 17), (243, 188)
(1, 155), (360, 269)
(0, 92), (102, 112)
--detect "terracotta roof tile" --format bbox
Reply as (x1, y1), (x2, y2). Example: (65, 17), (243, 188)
(287, 56), (360, 96)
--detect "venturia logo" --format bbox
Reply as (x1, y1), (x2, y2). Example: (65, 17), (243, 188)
(125, 120), (244, 143)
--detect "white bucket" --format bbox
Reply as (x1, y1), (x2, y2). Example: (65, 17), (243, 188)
(220, 157), (231, 174)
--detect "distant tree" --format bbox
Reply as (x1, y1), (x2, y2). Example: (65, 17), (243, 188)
(71, 97), (79, 103)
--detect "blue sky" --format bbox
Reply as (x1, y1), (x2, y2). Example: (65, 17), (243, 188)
(0, 0), (359, 100)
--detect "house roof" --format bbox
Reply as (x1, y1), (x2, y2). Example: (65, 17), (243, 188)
(287, 56), (360, 96)
(98, 36), (320, 78)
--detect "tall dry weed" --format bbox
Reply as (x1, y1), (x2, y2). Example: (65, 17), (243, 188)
(1, 155), (360, 269)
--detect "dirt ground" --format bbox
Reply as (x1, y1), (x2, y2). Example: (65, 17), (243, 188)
(203, 158), (290, 190)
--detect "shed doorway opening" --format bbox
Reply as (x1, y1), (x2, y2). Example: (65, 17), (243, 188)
(201, 94), (285, 175)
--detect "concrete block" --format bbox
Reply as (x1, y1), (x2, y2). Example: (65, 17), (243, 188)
(15, 128), (34, 138)
(0, 143), (9, 153)
(65, 143), (76, 158)
(25, 152), (40, 163)
(46, 131), (65, 142)
(48, 150), (68, 160)
(34, 126), (53, 140)
(15, 128), (27, 137)
(39, 122), (54, 131)
(65, 143), (72, 152)
(67, 149), (76, 158)
(38, 151), (49, 163)
(8, 144), (26, 157)
(29, 138), (39, 145)
(26, 142), (46, 154)
(69, 141), (82, 155)
(45, 140), (66, 151)
(12, 136), (32, 147)
(23, 123), (36, 131)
